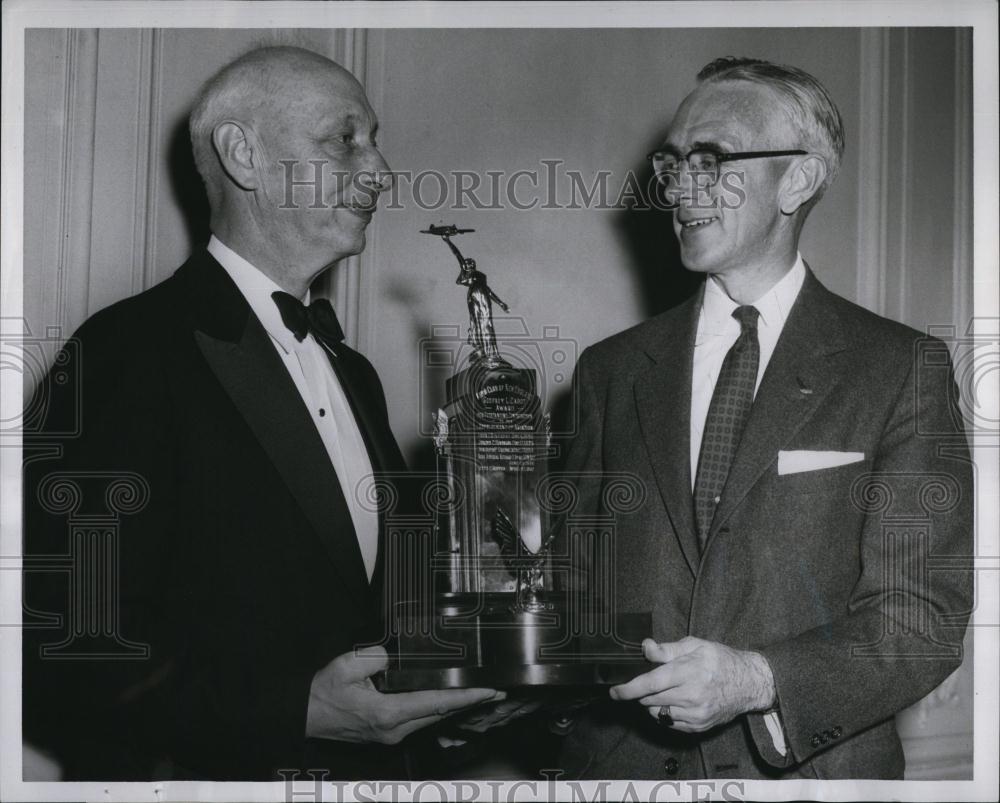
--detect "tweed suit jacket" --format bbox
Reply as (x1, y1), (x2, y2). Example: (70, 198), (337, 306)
(555, 267), (972, 780)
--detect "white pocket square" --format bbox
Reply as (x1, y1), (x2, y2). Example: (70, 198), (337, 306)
(778, 450), (865, 476)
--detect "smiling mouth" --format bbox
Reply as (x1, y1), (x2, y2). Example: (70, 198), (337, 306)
(680, 216), (718, 229)
(343, 204), (376, 219)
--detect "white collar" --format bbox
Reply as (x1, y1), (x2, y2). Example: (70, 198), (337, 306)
(207, 234), (310, 354)
(699, 253), (806, 337)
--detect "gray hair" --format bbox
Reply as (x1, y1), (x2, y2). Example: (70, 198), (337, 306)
(697, 57), (845, 197)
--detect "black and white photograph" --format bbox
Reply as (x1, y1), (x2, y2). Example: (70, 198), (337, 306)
(1, 2), (997, 801)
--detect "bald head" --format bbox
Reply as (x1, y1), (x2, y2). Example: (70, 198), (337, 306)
(189, 46), (361, 204)
(186, 45), (389, 295)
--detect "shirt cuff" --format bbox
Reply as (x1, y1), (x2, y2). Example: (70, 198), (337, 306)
(763, 710), (788, 757)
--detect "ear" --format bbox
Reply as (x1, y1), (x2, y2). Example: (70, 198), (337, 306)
(779, 154), (827, 215)
(211, 120), (261, 191)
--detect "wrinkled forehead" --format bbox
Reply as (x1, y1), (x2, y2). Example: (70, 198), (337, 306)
(263, 64), (376, 131)
(664, 81), (793, 150)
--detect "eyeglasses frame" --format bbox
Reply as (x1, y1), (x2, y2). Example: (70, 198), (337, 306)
(646, 148), (809, 186)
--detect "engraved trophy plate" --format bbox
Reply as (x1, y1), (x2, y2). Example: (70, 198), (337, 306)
(378, 225), (649, 691)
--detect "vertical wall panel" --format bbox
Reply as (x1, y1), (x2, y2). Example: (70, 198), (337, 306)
(904, 28), (963, 332)
(852, 29), (974, 777)
(951, 28), (973, 339)
(58, 29), (99, 335)
(23, 29), (69, 350)
(854, 27), (973, 339)
(87, 29), (148, 315)
(23, 27), (355, 360)
(856, 28), (890, 314)
(320, 27), (372, 351)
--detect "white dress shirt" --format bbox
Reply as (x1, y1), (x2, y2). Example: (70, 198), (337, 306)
(689, 253), (806, 758)
(208, 235), (379, 580)
(690, 254), (806, 489)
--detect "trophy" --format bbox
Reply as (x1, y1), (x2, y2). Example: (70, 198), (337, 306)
(377, 225), (648, 691)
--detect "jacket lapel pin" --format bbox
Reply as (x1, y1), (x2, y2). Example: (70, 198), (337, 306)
(796, 376), (813, 395)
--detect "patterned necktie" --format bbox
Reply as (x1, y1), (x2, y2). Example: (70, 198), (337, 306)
(694, 305), (760, 550)
(271, 291), (345, 346)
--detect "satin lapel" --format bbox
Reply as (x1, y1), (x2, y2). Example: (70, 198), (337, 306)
(633, 292), (702, 577)
(705, 269), (849, 551)
(184, 254), (370, 601)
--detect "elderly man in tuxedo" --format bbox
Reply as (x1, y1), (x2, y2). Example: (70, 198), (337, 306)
(23, 46), (500, 781)
(557, 57), (972, 779)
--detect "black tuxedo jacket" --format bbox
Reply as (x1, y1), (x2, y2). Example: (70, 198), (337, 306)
(556, 268), (973, 779)
(24, 250), (408, 780)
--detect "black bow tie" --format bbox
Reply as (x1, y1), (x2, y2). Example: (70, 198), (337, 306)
(271, 291), (345, 345)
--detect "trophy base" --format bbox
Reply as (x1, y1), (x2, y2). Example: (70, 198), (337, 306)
(376, 593), (650, 692)
(376, 660), (650, 692)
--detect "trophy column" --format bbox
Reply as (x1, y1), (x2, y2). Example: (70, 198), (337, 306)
(440, 363), (546, 596)
(377, 226), (650, 691)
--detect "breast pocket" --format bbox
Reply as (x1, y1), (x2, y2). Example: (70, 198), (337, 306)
(773, 458), (873, 496)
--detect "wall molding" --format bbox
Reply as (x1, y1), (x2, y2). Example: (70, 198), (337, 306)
(856, 28), (890, 316)
(358, 28), (385, 358)
(36, 28), (384, 357)
(896, 28), (911, 324)
(313, 28), (388, 356)
(952, 28), (973, 336)
(315, 28), (376, 353)
(58, 29), (99, 334)
(136, 29), (163, 293)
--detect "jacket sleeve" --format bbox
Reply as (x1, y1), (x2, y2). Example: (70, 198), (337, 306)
(747, 338), (973, 766)
(22, 317), (315, 779)
(551, 346), (608, 590)
(22, 316), (184, 776)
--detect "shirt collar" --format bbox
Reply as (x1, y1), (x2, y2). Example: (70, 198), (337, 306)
(699, 253), (806, 337)
(208, 234), (310, 354)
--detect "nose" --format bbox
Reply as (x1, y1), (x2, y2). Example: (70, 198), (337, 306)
(676, 161), (716, 205)
(357, 147), (394, 194)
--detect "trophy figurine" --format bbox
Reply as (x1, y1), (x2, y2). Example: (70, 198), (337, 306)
(377, 225), (649, 691)
(492, 506), (556, 614)
(425, 224), (510, 366)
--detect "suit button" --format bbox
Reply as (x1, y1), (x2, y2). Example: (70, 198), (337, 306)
(549, 716), (574, 736)
(832, 726), (842, 739)
(664, 757), (679, 776)
(810, 734), (821, 748)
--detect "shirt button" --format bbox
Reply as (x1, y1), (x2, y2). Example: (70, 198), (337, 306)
(714, 495), (721, 504)
(663, 757), (679, 776)
(319, 408), (326, 417)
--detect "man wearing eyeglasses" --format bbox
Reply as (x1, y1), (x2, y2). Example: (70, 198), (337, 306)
(556, 57), (972, 780)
